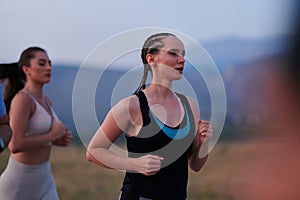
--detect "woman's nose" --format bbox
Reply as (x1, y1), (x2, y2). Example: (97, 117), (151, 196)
(178, 55), (185, 65)
(46, 62), (52, 69)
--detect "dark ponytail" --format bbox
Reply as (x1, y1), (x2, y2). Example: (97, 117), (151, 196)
(0, 62), (24, 113)
(0, 46), (46, 114)
(134, 33), (175, 94)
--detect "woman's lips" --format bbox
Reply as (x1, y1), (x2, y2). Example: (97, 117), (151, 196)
(176, 67), (184, 73)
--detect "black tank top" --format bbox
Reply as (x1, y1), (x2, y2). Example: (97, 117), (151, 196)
(121, 91), (195, 200)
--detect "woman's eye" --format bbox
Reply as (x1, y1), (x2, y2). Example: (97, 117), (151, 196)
(39, 62), (46, 66)
(168, 51), (177, 56)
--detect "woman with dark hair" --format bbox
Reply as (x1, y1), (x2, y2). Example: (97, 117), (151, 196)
(87, 33), (212, 200)
(0, 47), (72, 200)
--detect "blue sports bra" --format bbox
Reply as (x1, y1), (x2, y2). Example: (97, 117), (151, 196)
(149, 103), (191, 140)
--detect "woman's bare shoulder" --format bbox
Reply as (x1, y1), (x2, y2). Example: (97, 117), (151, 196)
(114, 95), (140, 112)
(12, 91), (34, 106)
(10, 91), (35, 117)
(111, 94), (142, 127)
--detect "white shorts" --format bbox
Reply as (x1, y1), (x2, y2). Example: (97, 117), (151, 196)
(0, 157), (59, 200)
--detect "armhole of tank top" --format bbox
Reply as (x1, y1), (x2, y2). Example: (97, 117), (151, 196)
(175, 93), (195, 127)
(44, 96), (54, 117)
(135, 90), (150, 126)
(175, 93), (189, 113)
(19, 90), (37, 118)
(175, 93), (196, 153)
(20, 89), (35, 102)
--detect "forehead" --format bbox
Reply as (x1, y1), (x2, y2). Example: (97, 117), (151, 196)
(32, 51), (49, 60)
(161, 35), (185, 50)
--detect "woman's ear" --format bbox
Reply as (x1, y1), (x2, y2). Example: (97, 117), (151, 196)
(146, 54), (155, 65)
(22, 66), (29, 76)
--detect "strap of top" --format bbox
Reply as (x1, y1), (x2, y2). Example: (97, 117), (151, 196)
(175, 92), (190, 109)
(20, 89), (53, 117)
(20, 89), (37, 103)
(135, 90), (151, 126)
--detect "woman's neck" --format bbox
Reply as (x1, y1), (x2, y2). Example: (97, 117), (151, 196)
(24, 82), (44, 99)
(148, 72), (174, 93)
(146, 82), (174, 98)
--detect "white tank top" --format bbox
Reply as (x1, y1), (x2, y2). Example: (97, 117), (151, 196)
(21, 90), (59, 145)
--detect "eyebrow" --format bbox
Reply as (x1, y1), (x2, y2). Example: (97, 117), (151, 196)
(168, 48), (186, 56)
(38, 58), (52, 64)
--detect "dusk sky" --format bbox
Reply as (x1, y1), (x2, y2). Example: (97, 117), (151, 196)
(0, 0), (296, 65)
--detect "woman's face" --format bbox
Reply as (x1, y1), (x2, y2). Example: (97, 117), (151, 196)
(24, 51), (52, 84)
(152, 35), (186, 80)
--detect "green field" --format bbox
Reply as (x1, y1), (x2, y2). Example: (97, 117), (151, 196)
(0, 141), (258, 200)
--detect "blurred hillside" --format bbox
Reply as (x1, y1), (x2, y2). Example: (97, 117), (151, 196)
(41, 36), (288, 144)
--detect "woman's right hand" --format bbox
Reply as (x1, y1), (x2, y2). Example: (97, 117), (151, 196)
(49, 117), (66, 141)
(52, 128), (73, 146)
(133, 154), (164, 176)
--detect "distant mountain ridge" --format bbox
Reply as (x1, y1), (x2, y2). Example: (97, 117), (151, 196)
(56, 35), (288, 71)
(202, 35), (288, 69)
(20, 36), (289, 143)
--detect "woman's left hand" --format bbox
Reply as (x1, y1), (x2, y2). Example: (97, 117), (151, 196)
(189, 120), (213, 167)
(53, 128), (73, 146)
(197, 120), (213, 145)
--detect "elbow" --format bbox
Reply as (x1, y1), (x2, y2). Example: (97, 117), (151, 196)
(86, 148), (110, 169)
(189, 155), (208, 172)
(86, 150), (100, 165)
(4, 126), (12, 147)
(86, 150), (94, 163)
(8, 141), (23, 154)
(8, 136), (28, 154)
